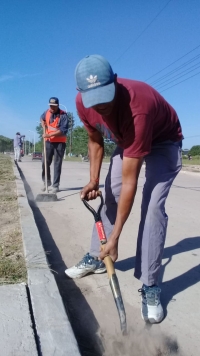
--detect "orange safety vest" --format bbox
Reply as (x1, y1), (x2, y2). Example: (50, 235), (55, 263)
(45, 109), (67, 143)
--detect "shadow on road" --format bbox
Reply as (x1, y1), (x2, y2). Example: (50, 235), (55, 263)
(60, 184), (104, 192)
(115, 236), (200, 317)
(115, 236), (200, 271)
(17, 164), (104, 356)
(59, 184), (104, 199)
(161, 262), (200, 317)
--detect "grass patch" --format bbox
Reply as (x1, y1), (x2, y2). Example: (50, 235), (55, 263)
(182, 157), (200, 165)
(64, 156), (200, 165)
(64, 156), (83, 162)
(0, 154), (27, 285)
(64, 156), (111, 163)
(0, 257), (26, 284)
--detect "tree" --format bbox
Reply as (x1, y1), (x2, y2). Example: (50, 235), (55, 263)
(36, 124), (43, 140)
(67, 112), (75, 155)
(67, 126), (88, 156)
(35, 141), (43, 152)
(35, 124), (43, 153)
(23, 140), (33, 154)
(189, 145), (200, 156)
(0, 135), (13, 152)
(104, 139), (116, 157)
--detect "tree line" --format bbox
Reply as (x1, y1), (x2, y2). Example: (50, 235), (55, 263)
(1, 127), (199, 158)
(0, 135), (13, 153)
(0, 135), (34, 154)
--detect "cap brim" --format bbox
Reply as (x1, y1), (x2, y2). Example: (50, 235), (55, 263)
(81, 82), (115, 109)
(48, 103), (58, 106)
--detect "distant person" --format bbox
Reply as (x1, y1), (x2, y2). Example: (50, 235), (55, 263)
(65, 55), (183, 324)
(40, 97), (69, 193)
(13, 132), (25, 162)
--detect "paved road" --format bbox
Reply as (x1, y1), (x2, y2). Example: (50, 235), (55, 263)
(18, 156), (200, 356)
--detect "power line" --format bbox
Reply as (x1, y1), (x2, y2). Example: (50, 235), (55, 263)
(114, 0), (172, 64)
(149, 54), (200, 85)
(145, 44), (200, 81)
(155, 62), (200, 90)
(160, 70), (200, 93)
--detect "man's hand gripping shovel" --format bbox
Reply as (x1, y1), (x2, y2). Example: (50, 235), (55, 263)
(82, 192), (127, 335)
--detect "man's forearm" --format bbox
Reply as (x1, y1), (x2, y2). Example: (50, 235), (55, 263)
(88, 137), (104, 182)
(48, 129), (63, 137)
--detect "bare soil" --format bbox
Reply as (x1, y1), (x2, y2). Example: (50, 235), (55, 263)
(182, 164), (200, 173)
(0, 154), (26, 284)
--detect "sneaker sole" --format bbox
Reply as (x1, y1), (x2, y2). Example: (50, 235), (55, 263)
(141, 312), (164, 324)
(148, 313), (164, 324)
(65, 267), (106, 279)
(94, 267), (107, 274)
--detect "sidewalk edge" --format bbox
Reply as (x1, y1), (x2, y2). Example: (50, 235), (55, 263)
(13, 163), (81, 356)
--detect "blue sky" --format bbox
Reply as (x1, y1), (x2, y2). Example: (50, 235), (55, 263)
(0, 0), (200, 149)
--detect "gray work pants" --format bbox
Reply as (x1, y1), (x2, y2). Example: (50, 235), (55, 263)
(90, 141), (182, 286)
(42, 141), (66, 187)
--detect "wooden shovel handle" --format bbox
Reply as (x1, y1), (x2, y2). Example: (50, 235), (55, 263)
(101, 244), (115, 277)
(43, 126), (48, 193)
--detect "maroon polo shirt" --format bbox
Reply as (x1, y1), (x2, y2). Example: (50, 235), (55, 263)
(76, 78), (183, 158)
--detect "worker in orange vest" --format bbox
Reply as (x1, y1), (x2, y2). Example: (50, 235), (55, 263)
(40, 97), (69, 193)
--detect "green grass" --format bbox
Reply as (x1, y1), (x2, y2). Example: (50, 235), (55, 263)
(64, 155), (200, 165)
(0, 257), (27, 284)
(182, 156), (200, 165)
(64, 156), (83, 162)
(0, 155), (16, 181)
(64, 156), (111, 163)
(0, 154), (27, 285)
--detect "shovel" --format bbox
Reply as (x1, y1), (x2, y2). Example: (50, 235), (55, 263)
(35, 126), (57, 202)
(82, 192), (127, 335)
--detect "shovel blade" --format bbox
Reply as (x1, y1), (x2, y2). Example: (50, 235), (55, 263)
(109, 273), (127, 335)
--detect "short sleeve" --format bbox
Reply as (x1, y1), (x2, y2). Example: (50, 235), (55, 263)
(40, 111), (46, 121)
(59, 113), (68, 134)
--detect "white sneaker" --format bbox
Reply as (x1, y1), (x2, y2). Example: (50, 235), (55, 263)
(65, 253), (106, 279)
(41, 182), (52, 192)
(139, 285), (164, 323)
(52, 186), (59, 193)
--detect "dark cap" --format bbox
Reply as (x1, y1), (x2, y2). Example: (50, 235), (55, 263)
(48, 97), (59, 106)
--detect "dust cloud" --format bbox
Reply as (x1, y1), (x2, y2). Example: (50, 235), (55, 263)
(100, 327), (183, 356)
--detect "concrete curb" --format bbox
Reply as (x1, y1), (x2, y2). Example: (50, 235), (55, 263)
(13, 164), (81, 356)
(0, 284), (38, 356)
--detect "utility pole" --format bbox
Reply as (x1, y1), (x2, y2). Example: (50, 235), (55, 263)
(29, 130), (35, 153)
(69, 114), (73, 156)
